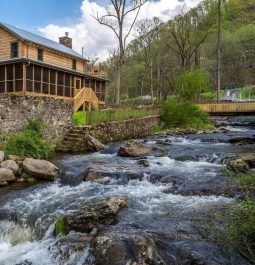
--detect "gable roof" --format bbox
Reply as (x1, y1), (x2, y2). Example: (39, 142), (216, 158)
(0, 22), (87, 61)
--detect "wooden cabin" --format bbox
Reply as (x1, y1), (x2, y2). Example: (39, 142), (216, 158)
(0, 22), (108, 111)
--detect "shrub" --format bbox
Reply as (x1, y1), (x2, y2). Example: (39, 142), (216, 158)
(176, 69), (212, 102)
(4, 118), (54, 159)
(162, 98), (214, 129)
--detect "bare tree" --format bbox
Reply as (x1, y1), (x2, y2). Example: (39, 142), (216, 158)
(94, 0), (148, 104)
(167, 10), (210, 71)
(136, 17), (162, 101)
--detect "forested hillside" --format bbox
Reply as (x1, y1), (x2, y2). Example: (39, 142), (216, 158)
(102, 0), (255, 102)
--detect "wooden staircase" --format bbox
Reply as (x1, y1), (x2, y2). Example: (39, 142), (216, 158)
(73, 87), (100, 112)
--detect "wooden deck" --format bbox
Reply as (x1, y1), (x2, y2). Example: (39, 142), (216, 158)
(197, 102), (255, 114)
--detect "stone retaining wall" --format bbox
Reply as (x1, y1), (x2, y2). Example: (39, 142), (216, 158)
(0, 95), (73, 141)
(60, 115), (161, 152)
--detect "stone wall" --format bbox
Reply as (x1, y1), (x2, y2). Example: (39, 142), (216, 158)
(60, 115), (161, 152)
(0, 95), (73, 141)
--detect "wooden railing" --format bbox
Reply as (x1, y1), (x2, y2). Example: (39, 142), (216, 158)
(73, 87), (100, 112)
(197, 102), (255, 113)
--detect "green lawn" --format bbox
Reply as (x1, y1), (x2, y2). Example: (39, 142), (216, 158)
(73, 109), (160, 126)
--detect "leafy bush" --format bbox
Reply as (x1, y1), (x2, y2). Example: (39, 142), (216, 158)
(162, 98), (214, 129)
(176, 69), (212, 102)
(4, 118), (54, 159)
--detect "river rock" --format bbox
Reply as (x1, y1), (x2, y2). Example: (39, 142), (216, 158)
(240, 154), (255, 167)
(62, 197), (127, 234)
(92, 228), (167, 265)
(0, 151), (4, 162)
(8, 155), (25, 166)
(85, 135), (105, 152)
(118, 140), (155, 157)
(1, 160), (19, 174)
(23, 158), (59, 180)
(0, 168), (16, 183)
(229, 136), (255, 145)
(226, 159), (250, 173)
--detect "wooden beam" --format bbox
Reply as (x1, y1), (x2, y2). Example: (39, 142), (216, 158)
(48, 69), (50, 94)
(55, 71), (58, 96)
(13, 64), (15, 92)
(23, 63), (26, 95)
(40, 67), (43, 93)
(4, 65), (7, 94)
(32, 65), (35, 92)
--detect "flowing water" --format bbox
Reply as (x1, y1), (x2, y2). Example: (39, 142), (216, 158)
(0, 116), (255, 265)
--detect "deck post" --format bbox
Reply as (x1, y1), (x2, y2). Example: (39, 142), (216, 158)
(4, 65), (7, 94)
(22, 63), (26, 95)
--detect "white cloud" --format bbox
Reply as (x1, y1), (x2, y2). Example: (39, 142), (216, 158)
(39, 0), (202, 60)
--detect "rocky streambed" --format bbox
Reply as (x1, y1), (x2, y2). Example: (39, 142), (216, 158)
(0, 115), (255, 265)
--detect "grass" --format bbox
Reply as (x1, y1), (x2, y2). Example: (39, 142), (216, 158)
(73, 109), (160, 126)
(224, 172), (255, 263)
(54, 217), (68, 236)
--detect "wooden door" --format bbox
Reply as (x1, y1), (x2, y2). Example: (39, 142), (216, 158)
(74, 77), (81, 95)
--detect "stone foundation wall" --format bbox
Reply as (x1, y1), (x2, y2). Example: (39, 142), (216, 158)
(0, 95), (73, 141)
(60, 115), (161, 152)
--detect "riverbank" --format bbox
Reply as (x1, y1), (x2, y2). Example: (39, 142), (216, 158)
(0, 115), (254, 264)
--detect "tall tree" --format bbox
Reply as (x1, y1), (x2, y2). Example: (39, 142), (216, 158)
(136, 17), (162, 101)
(94, 0), (148, 104)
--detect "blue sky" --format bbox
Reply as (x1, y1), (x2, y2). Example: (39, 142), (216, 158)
(0, 0), (105, 33)
(0, 0), (201, 57)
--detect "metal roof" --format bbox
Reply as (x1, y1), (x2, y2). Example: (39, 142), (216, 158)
(0, 22), (87, 61)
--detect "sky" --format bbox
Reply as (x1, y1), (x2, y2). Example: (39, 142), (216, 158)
(0, 0), (201, 59)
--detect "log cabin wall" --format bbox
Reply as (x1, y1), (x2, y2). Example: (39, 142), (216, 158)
(22, 42), (87, 73)
(0, 27), (22, 59)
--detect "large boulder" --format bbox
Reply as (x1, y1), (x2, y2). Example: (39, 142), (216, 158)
(0, 168), (16, 183)
(226, 159), (250, 173)
(229, 137), (255, 145)
(1, 160), (19, 174)
(22, 158), (59, 180)
(241, 154), (255, 168)
(92, 228), (167, 265)
(0, 151), (4, 162)
(118, 140), (155, 157)
(60, 197), (127, 234)
(85, 135), (105, 152)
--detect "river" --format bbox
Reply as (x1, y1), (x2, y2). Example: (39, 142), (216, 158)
(0, 116), (254, 265)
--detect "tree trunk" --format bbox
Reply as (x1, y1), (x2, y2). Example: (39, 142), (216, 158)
(150, 60), (153, 102)
(115, 64), (122, 104)
(157, 61), (161, 101)
(217, 0), (222, 102)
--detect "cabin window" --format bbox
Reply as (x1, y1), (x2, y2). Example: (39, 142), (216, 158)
(72, 59), (77, 70)
(10, 42), (19, 58)
(38, 48), (44, 61)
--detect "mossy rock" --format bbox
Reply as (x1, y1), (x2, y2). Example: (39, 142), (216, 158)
(24, 177), (36, 183)
(54, 217), (68, 236)
(227, 159), (250, 174)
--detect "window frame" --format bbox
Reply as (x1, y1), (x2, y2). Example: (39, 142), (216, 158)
(10, 41), (19, 58)
(37, 48), (44, 61)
